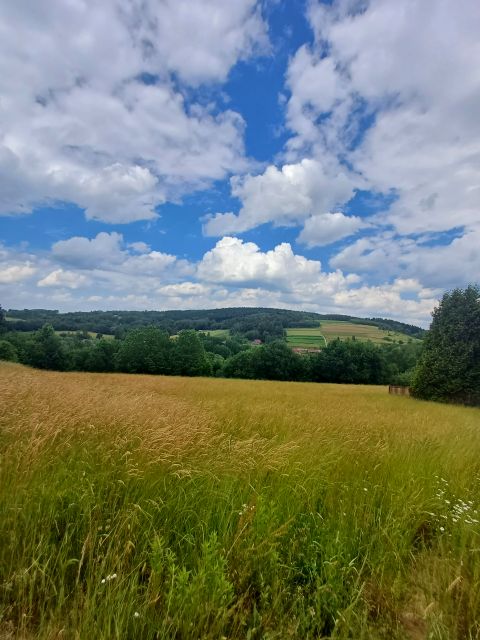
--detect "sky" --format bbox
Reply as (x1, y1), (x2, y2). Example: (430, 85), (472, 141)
(1, 0), (479, 326)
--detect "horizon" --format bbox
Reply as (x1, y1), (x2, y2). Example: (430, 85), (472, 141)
(4, 303), (428, 330)
(1, 1), (479, 327)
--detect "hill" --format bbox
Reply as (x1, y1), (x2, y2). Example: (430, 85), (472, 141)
(5, 306), (425, 341)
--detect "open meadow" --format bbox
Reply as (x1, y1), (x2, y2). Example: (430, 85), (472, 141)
(1, 362), (480, 639)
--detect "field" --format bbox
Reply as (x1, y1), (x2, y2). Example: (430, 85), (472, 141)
(286, 322), (416, 349)
(1, 363), (480, 639)
(285, 326), (327, 349)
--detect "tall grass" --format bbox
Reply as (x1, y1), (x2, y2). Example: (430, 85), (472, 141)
(1, 362), (479, 639)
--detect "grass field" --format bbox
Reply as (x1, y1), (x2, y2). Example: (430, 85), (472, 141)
(286, 322), (416, 348)
(1, 363), (479, 639)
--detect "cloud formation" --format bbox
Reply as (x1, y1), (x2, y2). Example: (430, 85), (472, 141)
(203, 158), (356, 236)
(0, 233), (436, 325)
(0, 0), (267, 223)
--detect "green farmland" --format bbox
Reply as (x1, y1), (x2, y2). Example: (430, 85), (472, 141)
(286, 321), (417, 349)
(285, 326), (327, 349)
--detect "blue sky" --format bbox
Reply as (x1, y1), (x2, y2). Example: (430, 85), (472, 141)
(1, 0), (479, 325)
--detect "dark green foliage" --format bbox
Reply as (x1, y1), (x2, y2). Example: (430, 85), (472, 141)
(116, 327), (173, 374)
(0, 304), (7, 334)
(26, 324), (68, 371)
(411, 285), (480, 405)
(223, 341), (305, 381)
(222, 349), (256, 379)
(251, 341), (305, 381)
(310, 339), (386, 384)
(173, 330), (211, 377)
(0, 339), (17, 361)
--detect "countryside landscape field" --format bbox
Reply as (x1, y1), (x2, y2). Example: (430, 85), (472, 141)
(1, 362), (479, 639)
(286, 321), (415, 350)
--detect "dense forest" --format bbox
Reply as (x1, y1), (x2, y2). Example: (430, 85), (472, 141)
(4, 306), (425, 341)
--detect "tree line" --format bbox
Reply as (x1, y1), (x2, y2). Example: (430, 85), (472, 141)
(0, 319), (420, 385)
(2, 285), (477, 405)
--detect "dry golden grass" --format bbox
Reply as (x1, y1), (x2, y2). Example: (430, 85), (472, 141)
(1, 362), (480, 639)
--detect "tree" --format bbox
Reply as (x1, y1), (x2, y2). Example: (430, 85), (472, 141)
(251, 341), (305, 381)
(411, 285), (480, 405)
(173, 330), (211, 377)
(0, 339), (17, 361)
(309, 339), (386, 384)
(116, 327), (173, 374)
(27, 324), (67, 370)
(0, 304), (7, 334)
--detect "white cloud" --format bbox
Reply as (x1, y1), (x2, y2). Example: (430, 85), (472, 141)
(0, 236), (437, 325)
(333, 279), (436, 325)
(298, 212), (367, 247)
(0, 263), (36, 284)
(331, 227), (480, 289)
(158, 282), (211, 297)
(286, 0), (480, 236)
(197, 236), (323, 287)
(52, 233), (126, 270)
(0, 0), (268, 223)
(203, 158), (356, 236)
(38, 269), (88, 289)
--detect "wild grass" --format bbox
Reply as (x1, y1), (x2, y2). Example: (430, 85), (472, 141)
(1, 362), (479, 639)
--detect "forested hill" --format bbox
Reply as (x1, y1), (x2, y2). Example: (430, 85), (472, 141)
(5, 307), (425, 339)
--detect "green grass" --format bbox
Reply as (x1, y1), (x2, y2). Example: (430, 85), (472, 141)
(1, 362), (480, 639)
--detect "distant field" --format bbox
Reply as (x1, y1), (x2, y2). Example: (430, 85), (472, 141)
(203, 329), (230, 339)
(1, 362), (479, 639)
(286, 321), (416, 348)
(285, 326), (326, 348)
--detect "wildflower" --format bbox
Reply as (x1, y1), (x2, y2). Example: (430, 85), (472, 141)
(134, 611), (140, 619)
(439, 526), (445, 532)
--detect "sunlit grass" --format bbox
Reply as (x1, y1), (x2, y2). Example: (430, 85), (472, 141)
(1, 362), (479, 639)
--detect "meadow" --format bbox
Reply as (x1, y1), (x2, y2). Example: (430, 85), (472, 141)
(286, 322), (415, 349)
(1, 362), (479, 639)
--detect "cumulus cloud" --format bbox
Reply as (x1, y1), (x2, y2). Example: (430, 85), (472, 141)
(38, 269), (88, 289)
(197, 236), (323, 287)
(203, 158), (356, 236)
(0, 0), (268, 223)
(0, 263), (36, 284)
(331, 227), (480, 290)
(298, 212), (368, 247)
(0, 235), (437, 325)
(287, 0), (480, 236)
